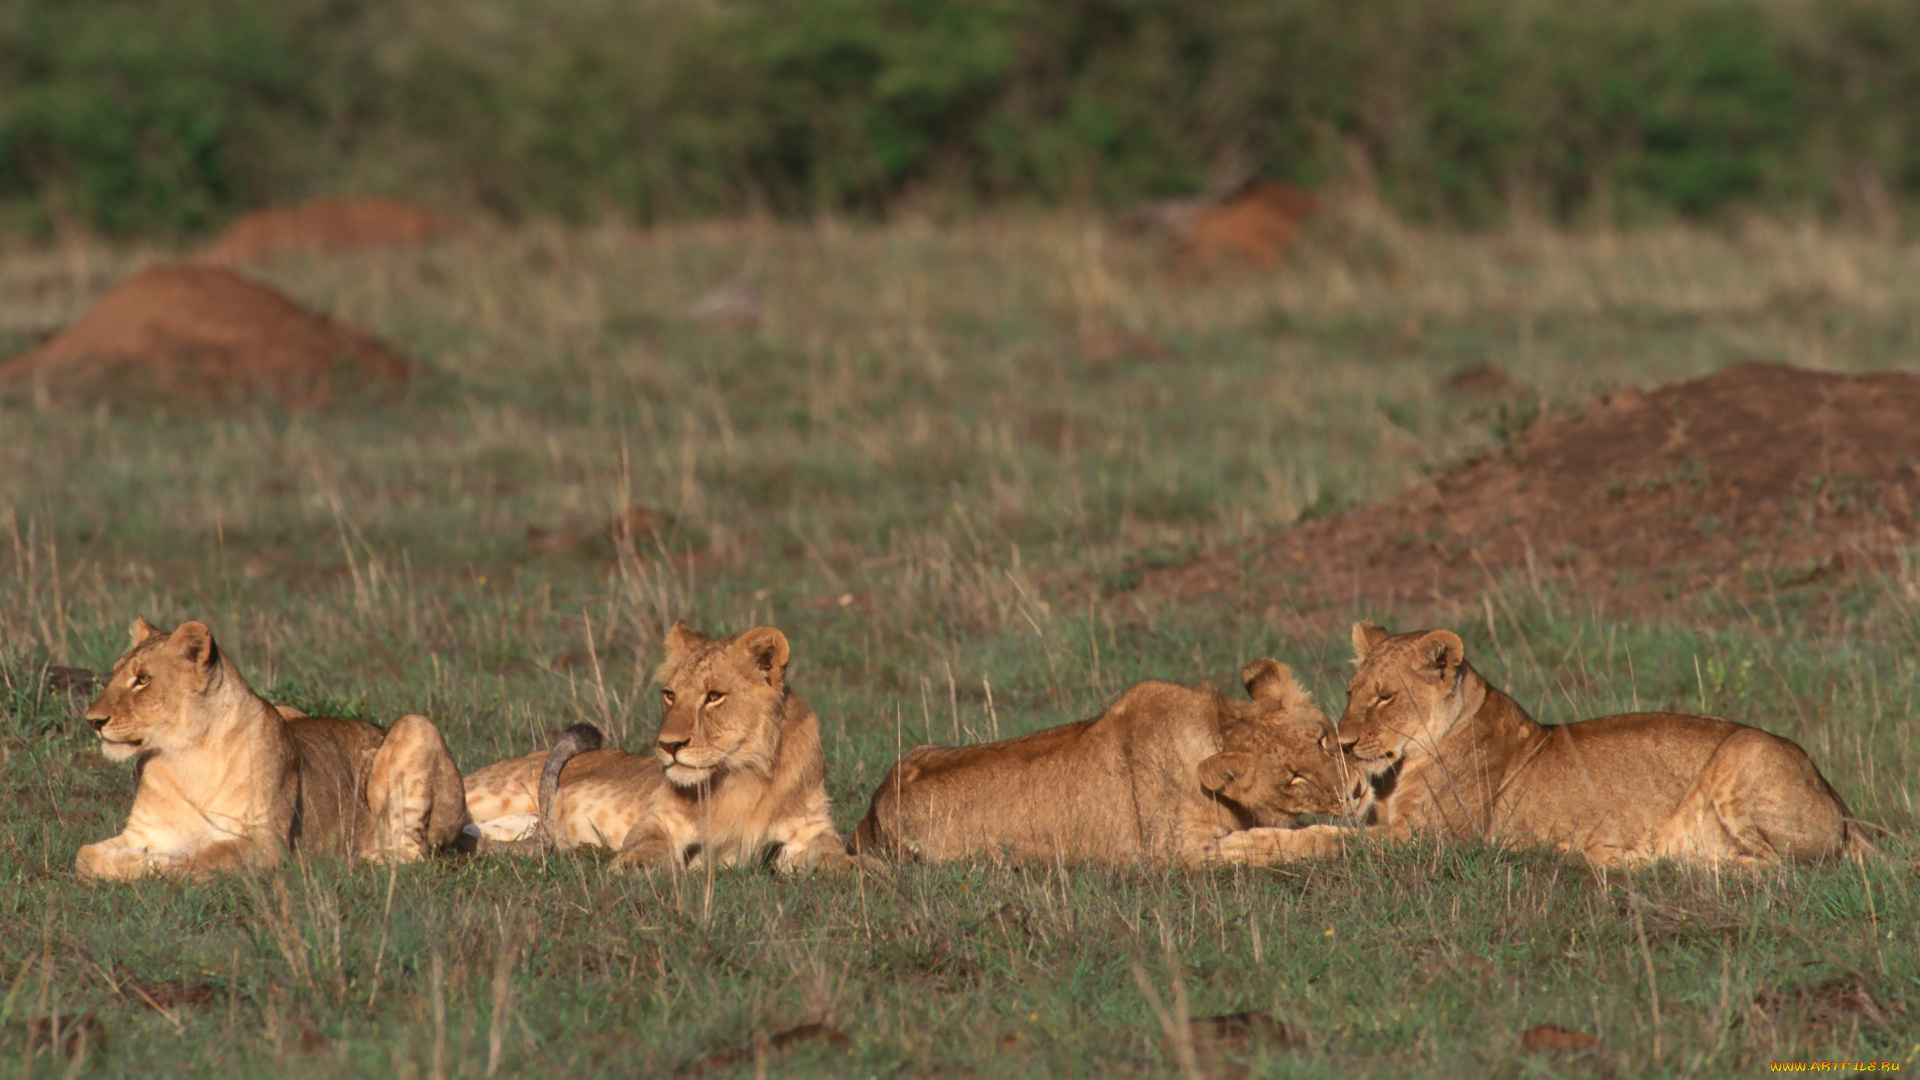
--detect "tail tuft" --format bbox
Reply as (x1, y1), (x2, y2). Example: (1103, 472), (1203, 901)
(537, 723), (605, 847)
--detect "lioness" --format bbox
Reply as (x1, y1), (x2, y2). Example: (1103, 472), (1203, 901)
(469, 623), (850, 871)
(77, 618), (468, 880)
(851, 659), (1359, 866)
(1260, 621), (1867, 867)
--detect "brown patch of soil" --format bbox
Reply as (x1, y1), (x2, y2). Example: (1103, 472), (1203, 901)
(678, 1023), (850, 1077)
(1441, 363), (1526, 401)
(1518, 1023), (1599, 1054)
(0, 264), (412, 409)
(111, 967), (218, 1013)
(1140, 364), (1920, 617)
(201, 197), (455, 263)
(1175, 181), (1319, 268)
(1749, 977), (1900, 1046)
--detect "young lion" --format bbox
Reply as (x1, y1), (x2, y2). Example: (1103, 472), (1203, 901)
(77, 619), (469, 881)
(467, 623), (850, 871)
(1236, 621), (1869, 867)
(851, 659), (1360, 866)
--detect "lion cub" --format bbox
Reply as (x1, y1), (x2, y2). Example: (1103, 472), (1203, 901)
(1239, 621), (1870, 867)
(852, 660), (1359, 866)
(463, 622), (850, 872)
(77, 619), (468, 881)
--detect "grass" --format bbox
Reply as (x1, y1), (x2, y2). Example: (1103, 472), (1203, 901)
(1, 207), (1917, 1077)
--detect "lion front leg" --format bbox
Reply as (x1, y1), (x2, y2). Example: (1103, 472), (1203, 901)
(1204, 824), (1356, 866)
(359, 715), (469, 863)
(76, 838), (156, 882)
(610, 814), (682, 869)
(773, 823), (858, 874)
(181, 838), (272, 878)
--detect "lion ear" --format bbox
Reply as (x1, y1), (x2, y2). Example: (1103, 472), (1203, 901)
(168, 620), (218, 673)
(1242, 659), (1311, 711)
(130, 617), (162, 647)
(1198, 751), (1250, 796)
(1416, 630), (1465, 683)
(1351, 620), (1391, 661)
(733, 626), (791, 689)
(663, 621), (707, 663)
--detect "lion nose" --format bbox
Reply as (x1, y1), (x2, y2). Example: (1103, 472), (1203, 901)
(658, 737), (690, 758)
(87, 715), (108, 732)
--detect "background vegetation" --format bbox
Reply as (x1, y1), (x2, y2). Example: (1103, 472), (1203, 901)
(0, 214), (1915, 1075)
(3, 0), (1919, 236)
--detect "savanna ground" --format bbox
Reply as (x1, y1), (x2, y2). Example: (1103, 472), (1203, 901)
(1, 207), (1916, 1077)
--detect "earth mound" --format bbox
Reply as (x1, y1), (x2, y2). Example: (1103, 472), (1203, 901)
(1127, 181), (1318, 268)
(0, 264), (412, 410)
(1140, 363), (1920, 615)
(201, 197), (454, 263)
(1175, 181), (1318, 267)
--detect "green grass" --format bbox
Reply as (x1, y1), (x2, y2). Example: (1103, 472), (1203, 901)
(1, 211), (1917, 1076)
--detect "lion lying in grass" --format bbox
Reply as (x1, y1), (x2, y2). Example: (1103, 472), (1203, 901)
(78, 619), (468, 880)
(464, 622), (851, 872)
(850, 659), (1359, 866)
(1244, 621), (1869, 867)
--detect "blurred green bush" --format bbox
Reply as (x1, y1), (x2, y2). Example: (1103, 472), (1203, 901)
(1, 0), (1914, 236)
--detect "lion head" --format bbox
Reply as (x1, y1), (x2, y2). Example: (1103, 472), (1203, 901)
(1198, 658), (1363, 824)
(85, 618), (224, 762)
(1337, 620), (1473, 775)
(652, 623), (791, 788)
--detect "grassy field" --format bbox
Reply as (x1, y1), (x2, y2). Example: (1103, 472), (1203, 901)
(1, 209), (1916, 1077)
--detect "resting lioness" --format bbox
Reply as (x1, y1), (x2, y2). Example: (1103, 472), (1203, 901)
(468, 623), (849, 871)
(77, 619), (468, 880)
(851, 660), (1359, 866)
(1248, 621), (1869, 867)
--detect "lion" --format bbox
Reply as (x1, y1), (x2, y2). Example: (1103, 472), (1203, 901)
(1243, 621), (1870, 867)
(76, 618), (468, 881)
(467, 623), (849, 871)
(462, 724), (658, 851)
(850, 659), (1360, 866)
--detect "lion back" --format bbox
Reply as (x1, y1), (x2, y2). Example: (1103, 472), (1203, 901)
(286, 716), (388, 853)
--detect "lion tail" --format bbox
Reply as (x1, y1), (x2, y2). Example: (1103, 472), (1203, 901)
(537, 723), (604, 846)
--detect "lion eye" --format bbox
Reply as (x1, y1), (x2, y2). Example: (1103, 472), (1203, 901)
(1374, 692), (1393, 707)
(661, 691), (675, 706)
(1288, 775), (1306, 786)
(132, 674), (150, 690)
(704, 690), (725, 704)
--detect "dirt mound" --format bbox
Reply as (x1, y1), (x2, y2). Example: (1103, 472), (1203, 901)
(201, 198), (454, 263)
(0, 264), (412, 409)
(1174, 181), (1318, 267)
(1141, 364), (1920, 615)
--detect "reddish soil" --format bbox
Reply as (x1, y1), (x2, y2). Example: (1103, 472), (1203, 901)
(1175, 181), (1319, 267)
(201, 197), (455, 263)
(0, 264), (412, 409)
(1139, 363), (1920, 616)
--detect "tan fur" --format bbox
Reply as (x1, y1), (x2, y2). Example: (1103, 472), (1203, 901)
(1260, 621), (1868, 867)
(76, 618), (468, 881)
(462, 743), (658, 849)
(570, 622), (851, 873)
(852, 659), (1360, 866)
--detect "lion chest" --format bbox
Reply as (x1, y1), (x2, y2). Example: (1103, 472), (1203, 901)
(119, 753), (266, 853)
